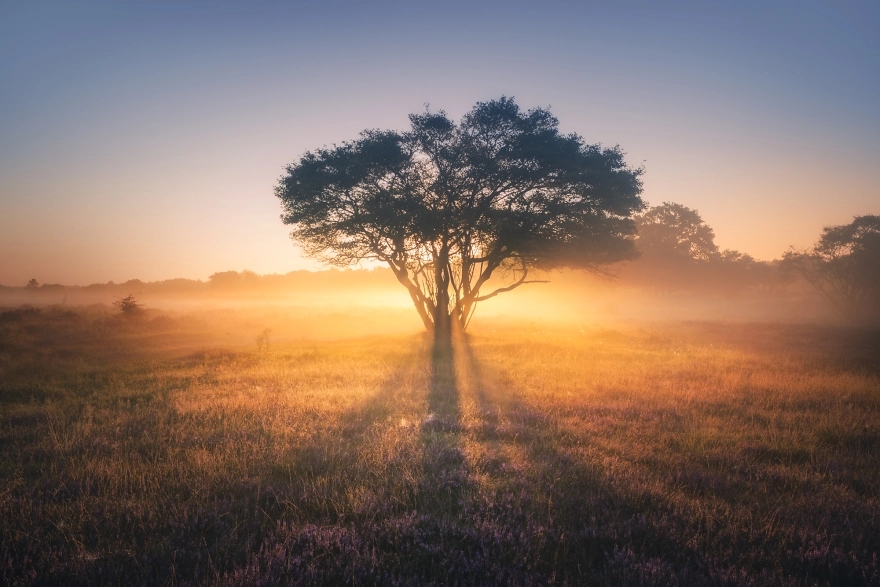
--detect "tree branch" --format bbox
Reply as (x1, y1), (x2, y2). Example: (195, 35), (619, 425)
(473, 279), (549, 302)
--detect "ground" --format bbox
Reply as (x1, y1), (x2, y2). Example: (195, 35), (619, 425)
(1, 307), (879, 585)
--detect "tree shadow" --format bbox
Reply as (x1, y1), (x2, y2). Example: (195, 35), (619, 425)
(457, 335), (875, 585)
(221, 335), (480, 585)
(265, 333), (433, 525)
(456, 334), (715, 585)
(29, 336), (437, 587)
(223, 333), (877, 585)
(418, 333), (467, 518)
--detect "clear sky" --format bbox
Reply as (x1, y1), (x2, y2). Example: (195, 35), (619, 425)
(1, 0), (878, 285)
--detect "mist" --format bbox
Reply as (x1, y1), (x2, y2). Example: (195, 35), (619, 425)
(0, 258), (837, 343)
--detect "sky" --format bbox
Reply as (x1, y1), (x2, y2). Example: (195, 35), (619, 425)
(1, 0), (878, 285)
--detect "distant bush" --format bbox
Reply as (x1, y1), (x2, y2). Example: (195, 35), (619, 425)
(113, 294), (144, 317)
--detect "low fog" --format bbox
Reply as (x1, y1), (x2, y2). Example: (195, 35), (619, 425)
(0, 262), (833, 345)
(5, 203), (875, 342)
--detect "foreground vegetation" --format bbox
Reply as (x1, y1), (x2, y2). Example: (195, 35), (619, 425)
(1, 307), (878, 585)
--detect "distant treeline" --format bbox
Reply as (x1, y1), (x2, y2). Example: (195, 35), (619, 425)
(5, 203), (876, 325)
(618, 202), (790, 295)
(3, 203), (790, 297)
(4, 268), (400, 296)
(3, 261), (790, 300)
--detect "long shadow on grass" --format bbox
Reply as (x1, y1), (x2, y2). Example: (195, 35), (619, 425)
(12, 336), (436, 587)
(458, 336), (880, 587)
(277, 334), (433, 523)
(226, 334), (712, 586)
(223, 334), (482, 586)
(188, 335), (442, 586)
(418, 333), (467, 517)
(180, 336), (441, 585)
(224, 331), (880, 586)
(456, 335), (721, 586)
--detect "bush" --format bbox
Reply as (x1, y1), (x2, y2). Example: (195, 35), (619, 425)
(113, 294), (144, 317)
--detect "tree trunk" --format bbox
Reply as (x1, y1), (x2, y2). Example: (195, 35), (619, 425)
(433, 306), (452, 343)
(433, 242), (453, 342)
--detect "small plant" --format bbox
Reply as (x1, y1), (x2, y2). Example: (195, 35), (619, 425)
(256, 328), (271, 355)
(113, 294), (144, 317)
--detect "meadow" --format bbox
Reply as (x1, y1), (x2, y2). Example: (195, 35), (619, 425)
(1, 306), (878, 586)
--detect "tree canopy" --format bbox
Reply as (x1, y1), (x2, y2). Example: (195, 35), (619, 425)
(275, 97), (644, 334)
(635, 202), (719, 261)
(782, 215), (880, 322)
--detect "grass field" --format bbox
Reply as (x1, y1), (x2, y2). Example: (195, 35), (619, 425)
(1, 307), (879, 585)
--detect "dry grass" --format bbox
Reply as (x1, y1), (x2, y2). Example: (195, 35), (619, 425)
(1, 307), (878, 585)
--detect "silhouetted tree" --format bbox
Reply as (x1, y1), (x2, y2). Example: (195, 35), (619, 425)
(627, 202), (717, 292)
(113, 294), (144, 317)
(635, 202), (718, 261)
(628, 202), (780, 294)
(782, 215), (880, 322)
(276, 97), (645, 336)
(26, 278), (40, 289)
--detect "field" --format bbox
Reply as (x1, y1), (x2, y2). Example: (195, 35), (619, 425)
(1, 307), (879, 586)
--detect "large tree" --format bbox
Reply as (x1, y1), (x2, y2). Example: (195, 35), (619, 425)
(782, 215), (880, 322)
(275, 97), (644, 336)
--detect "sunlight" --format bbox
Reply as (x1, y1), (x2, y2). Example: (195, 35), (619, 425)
(2, 2), (878, 583)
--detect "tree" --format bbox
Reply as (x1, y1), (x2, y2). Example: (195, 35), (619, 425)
(627, 202), (780, 294)
(26, 278), (40, 289)
(113, 294), (144, 317)
(275, 97), (644, 337)
(635, 202), (718, 261)
(626, 202), (718, 292)
(782, 215), (880, 322)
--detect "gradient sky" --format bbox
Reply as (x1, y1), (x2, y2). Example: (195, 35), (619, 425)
(1, 0), (878, 285)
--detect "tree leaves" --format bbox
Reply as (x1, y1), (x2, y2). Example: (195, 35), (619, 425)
(782, 215), (880, 323)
